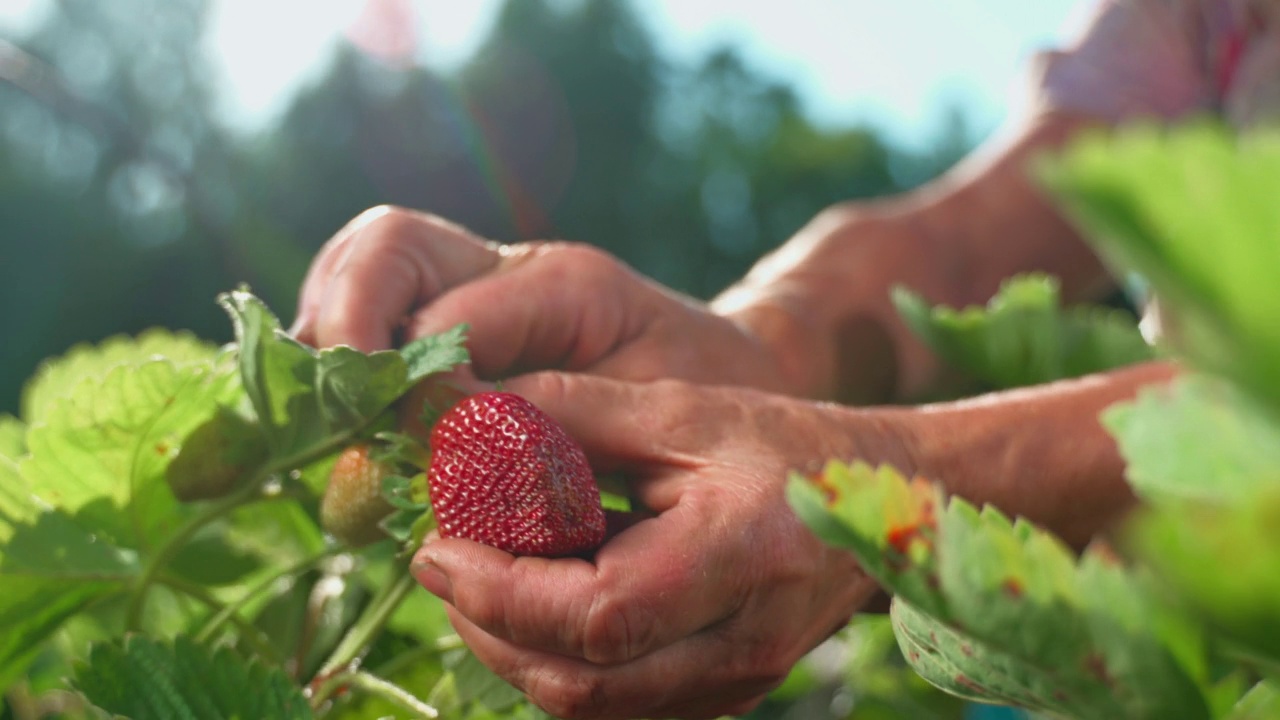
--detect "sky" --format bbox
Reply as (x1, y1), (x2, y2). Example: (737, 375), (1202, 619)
(0, 0), (1086, 148)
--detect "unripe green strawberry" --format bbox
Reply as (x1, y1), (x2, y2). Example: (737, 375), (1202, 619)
(166, 408), (268, 502)
(322, 444), (395, 547)
(428, 391), (605, 557)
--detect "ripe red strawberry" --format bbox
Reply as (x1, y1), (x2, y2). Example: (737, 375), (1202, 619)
(427, 391), (605, 557)
(322, 444), (394, 547)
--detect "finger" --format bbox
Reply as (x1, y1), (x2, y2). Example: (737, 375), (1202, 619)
(503, 372), (718, 472)
(411, 487), (749, 665)
(445, 607), (785, 720)
(403, 243), (640, 380)
(312, 207), (500, 351)
(290, 210), (373, 343)
(444, 562), (875, 719)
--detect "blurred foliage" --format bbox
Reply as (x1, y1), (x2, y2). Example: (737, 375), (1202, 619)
(0, 0), (975, 414)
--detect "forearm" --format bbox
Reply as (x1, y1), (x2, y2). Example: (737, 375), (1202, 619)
(892, 360), (1179, 547)
(713, 111), (1113, 403)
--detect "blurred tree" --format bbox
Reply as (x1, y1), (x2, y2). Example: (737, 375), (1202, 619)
(0, 0), (247, 413)
(0, 0), (977, 418)
(459, 0), (663, 244)
(642, 45), (902, 294)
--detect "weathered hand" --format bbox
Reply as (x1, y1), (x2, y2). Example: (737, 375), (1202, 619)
(291, 206), (802, 394)
(411, 373), (914, 719)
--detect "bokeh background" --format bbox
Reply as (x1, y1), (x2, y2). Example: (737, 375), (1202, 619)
(0, 0), (1076, 413)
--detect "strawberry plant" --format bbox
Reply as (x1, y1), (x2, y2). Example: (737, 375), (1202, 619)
(790, 122), (1280, 718)
(0, 289), (567, 719)
(4, 120), (1279, 720)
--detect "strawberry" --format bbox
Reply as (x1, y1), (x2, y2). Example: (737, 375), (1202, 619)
(322, 444), (395, 547)
(427, 391), (605, 557)
(166, 408), (268, 502)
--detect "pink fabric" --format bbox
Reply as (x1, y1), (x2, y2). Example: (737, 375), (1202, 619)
(1030, 0), (1280, 127)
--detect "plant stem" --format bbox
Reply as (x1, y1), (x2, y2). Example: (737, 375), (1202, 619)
(155, 575), (281, 663)
(5, 682), (37, 720)
(310, 567), (416, 704)
(311, 669), (439, 718)
(193, 546), (344, 645)
(124, 481), (263, 631)
(123, 425), (363, 634)
(371, 634), (464, 680)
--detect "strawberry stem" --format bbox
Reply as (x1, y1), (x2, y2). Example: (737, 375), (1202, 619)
(192, 545), (346, 646)
(312, 670), (440, 718)
(311, 562), (416, 696)
(124, 479), (267, 632)
(154, 574), (281, 662)
(125, 407), (394, 634)
(370, 633), (464, 679)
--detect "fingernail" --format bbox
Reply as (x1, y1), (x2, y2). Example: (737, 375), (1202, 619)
(411, 553), (454, 604)
(286, 315), (309, 338)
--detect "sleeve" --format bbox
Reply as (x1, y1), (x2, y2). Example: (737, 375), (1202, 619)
(1025, 0), (1214, 123)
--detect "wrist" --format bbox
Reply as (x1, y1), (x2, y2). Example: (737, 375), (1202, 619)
(712, 287), (839, 401)
(712, 204), (937, 404)
(897, 364), (1177, 546)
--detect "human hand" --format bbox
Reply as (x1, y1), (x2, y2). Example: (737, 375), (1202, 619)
(410, 373), (915, 719)
(290, 206), (808, 395)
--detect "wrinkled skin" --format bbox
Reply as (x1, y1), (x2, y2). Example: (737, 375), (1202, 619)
(411, 372), (909, 720)
(292, 205), (908, 719)
(291, 199), (1154, 718)
(290, 205), (799, 395)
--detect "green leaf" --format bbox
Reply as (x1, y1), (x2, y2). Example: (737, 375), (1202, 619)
(218, 289), (467, 463)
(1104, 375), (1280, 504)
(382, 474), (428, 511)
(400, 324), (470, 385)
(0, 414), (24, 460)
(0, 457), (136, 690)
(20, 355), (237, 547)
(893, 274), (1152, 390)
(315, 346), (409, 429)
(381, 508), (417, 544)
(0, 339), (246, 684)
(220, 289), (326, 455)
(787, 462), (947, 617)
(1129, 491), (1280, 667)
(788, 461), (1214, 718)
(372, 430), (432, 471)
(891, 598), (1087, 712)
(21, 329), (217, 425)
(1039, 123), (1280, 413)
(448, 650), (525, 712)
(219, 502), (327, 590)
(1228, 682), (1280, 720)
(167, 531), (263, 587)
(71, 635), (312, 719)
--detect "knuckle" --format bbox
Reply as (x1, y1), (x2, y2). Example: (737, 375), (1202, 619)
(453, 587), (507, 636)
(353, 206), (422, 247)
(355, 203), (404, 224)
(581, 593), (655, 664)
(641, 380), (712, 438)
(735, 638), (795, 692)
(544, 243), (624, 286)
(520, 370), (574, 410)
(525, 668), (609, 720)
(351, 206), (460, 254)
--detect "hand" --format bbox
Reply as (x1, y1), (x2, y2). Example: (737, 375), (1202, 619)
(290, 206), (806, 395)
(410, 373), (915, 719)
